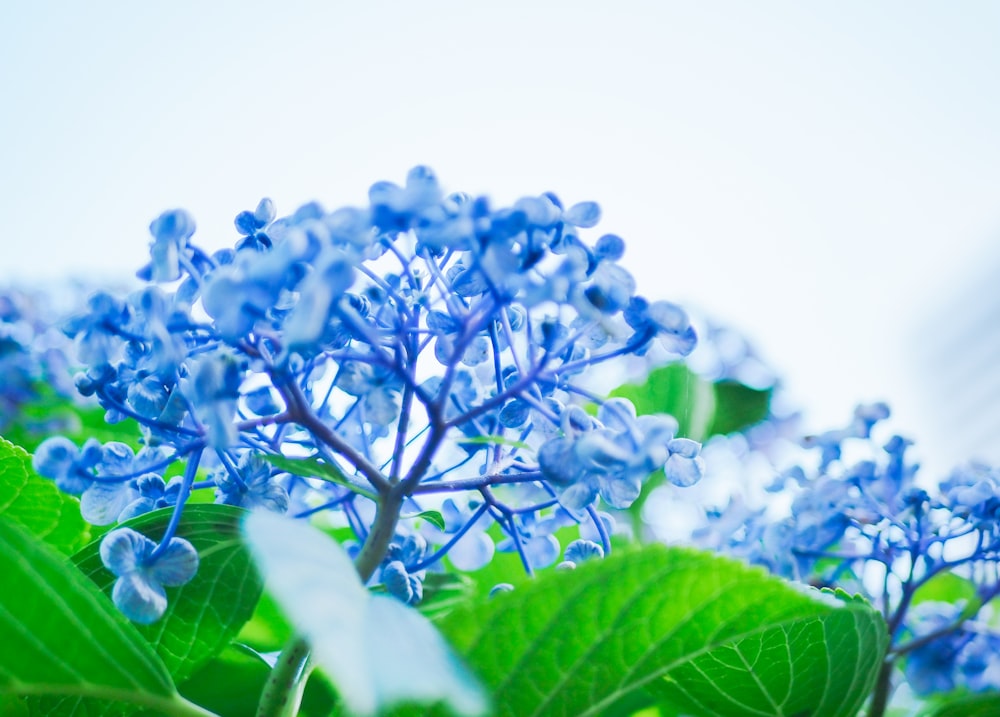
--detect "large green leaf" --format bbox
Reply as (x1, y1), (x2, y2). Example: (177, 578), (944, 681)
(434, 545), (887, 717)
(0, 436), (89, 554)
(72, 504), (263, 684)
(0, 515), (212, 717)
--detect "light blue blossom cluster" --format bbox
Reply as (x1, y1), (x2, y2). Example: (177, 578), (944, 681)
(706, 405), (1000, 699)
(0, 290), (75, 433)
(32, 167), (704, 622)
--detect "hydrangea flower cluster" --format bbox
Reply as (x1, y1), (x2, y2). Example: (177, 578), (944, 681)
(33, 167), (704, 621)
(704, 404), (1000, 704)
(0, 290), (75, 433)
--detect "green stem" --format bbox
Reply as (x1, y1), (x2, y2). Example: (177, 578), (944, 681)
(256, 488), (407, 716)
(255, 636), (311, 717)
(867, 658), (895, 717)
(355, 488), (405, 581)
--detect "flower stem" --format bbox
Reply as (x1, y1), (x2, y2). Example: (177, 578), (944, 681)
(867, 658), (894, 717)
(355, 488), (405, 581)
(255, 637), (312, 717)
(256, 488), (407, 716)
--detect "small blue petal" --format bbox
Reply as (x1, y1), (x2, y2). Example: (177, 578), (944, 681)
(81, 480), (138, 525)
(447, 532), (495, 571)
(112, 571), (168, 624)
(150, 537), (199, 586)
(667, 438), (700, 459)
(664, 454), (705, 487)
(563, 201), (601, 228)
(594, 234), (625, 261)
(100, 528), (154, 577)
(489, 583), (514, 598)
(254, 198), (276, 225)
(382, 560), (414, 603)
(234, 211), (258, 235)
(564, 539), (604, 564)
(523, 534), (560, 569)
(498, 400), (530, 428)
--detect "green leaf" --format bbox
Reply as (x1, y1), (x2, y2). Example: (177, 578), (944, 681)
(608, 364), (773, 441)
(707, 380), (772, 437)
(458, 435), (532, 451)
(435, 545), (887, 717)
(0, 436), (89, 554)
(609, 364), (715, 440)
(4, 387), (142, 454)
(418, 572), (477, 621)
(236, 588), (296, 654)
(262, 454), (378, 501)
(401, 509), (446, 531)
(911, 572), (980, 609)
(0, 694), (28, 716)
(0, 515), (212, 717)
(71, 504), (263, 685)
(243, 510), (488, 717)
(923, 693), (1000, 717)
(171, 644), (269, 717)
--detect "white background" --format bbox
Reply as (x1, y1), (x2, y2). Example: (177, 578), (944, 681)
(3, 2), (999, 474)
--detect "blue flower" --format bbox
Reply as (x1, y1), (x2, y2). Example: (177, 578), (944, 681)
(33, 437), (103, 494)
(381, 560), (423, 605)
(144, 209), (196, 283)
(99, 527), (198, 624)
(664, 437), (706, 487)
(563, 539), (604, 564)
(902, 602), (968, 696)
(496, 509), (572, 570)
(281, 248), (357, 353)
(118, 474), (183, 522)
(214, 452), (289, 513)
(370, 165), (443, 230)
(378, 534), (428, 605)
(538, 398), (701, 511)
(183, 351), (242, 449)
(63, 291), (131, 366)
(79, 443), (166, 525)
(624, 297), (697, 356)
(234, 198), (276, 250)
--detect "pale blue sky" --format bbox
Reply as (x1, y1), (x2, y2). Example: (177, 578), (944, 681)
(2, 2), (999, 472)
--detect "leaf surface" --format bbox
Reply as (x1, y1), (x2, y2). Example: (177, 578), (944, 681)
(0, 515), (209, 717)
(263, 454), (378, 500)
(436, 545), (887, 717)
(0, 436), (89, 554)
(71, 504), (263, 685)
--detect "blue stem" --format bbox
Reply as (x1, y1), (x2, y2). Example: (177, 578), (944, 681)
(586, 503), (612, 556)
(409, 502), (491, 571)
(149, 447), (204, 562)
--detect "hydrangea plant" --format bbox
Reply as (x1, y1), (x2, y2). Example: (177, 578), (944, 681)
(0, 168), (987, 717)
(699, 405), (1000, 716)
